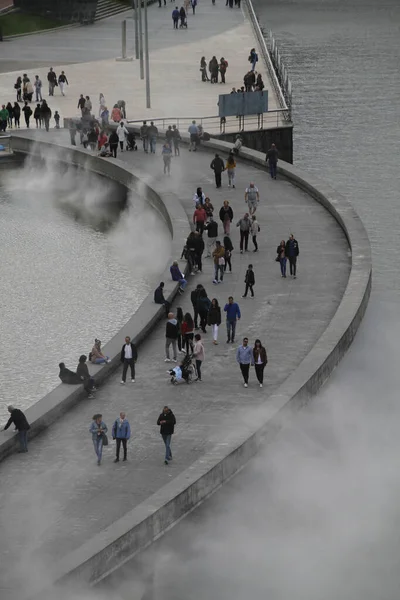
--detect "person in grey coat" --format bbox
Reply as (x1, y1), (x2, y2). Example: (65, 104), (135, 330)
(236, 213), (251, 253)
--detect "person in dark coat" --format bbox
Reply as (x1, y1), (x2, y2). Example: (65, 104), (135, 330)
(154, 281), (171, 315)
(200, 56), (209, 81)
(5, 102), (13, 129)
(34, 103), (42, 128)
(209, 56), (219, 83)
(242, 264), (255, 298)
(207, 298), (222, 344)
(76, 355), (96, 396)
(219, 200), (233, 236)
(179, 6), (186, 27)
(157, 406), (176, 465)
(266, 143), (278, 179)
(109, 130), (119, 158)
(22, 101), (32, 128)
(223, 235), (234, 272)
(252, 339), (267, 387)
(210, 153), (225, 188)
(285, 234), (299, 278)
(196, 287), (211, 333)
(13, 102), (21, 128)
(120, 336), (138, 384)
(111, 412), (131, 462)
(59, 362), (82, 384)
(3, 406), (30, 453)
(40, 100), (52, 132)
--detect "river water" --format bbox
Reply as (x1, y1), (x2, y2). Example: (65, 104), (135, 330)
(106, 2), (400, 599)
(0, 156), (170, 421)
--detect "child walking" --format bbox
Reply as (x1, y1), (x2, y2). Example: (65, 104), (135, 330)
(242, 264), (255, 298)
(193, 333), (205, 381)
(54, 110), (60, 129)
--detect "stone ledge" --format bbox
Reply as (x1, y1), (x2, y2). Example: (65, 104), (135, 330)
(0, 135), (189, 462)
(22, 135), (371, 598)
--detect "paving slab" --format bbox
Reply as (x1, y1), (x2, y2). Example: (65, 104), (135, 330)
(0, 128), (350, 594)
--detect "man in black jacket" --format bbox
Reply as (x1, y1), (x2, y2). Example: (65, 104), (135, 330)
(210, 153), (225, 188)
(165, 313), (178, 362)
(154, 281), (170, 316)
(193, 231), (205, 273)
(3, 406), (30, 453)
(47, 67), (57, 96)
(191, 284), (203, 329)
(266, 143), (278, 179)
(285, 234), (299, 279)
(120, 336), (138, 384)
(157, 406), (176, 465)
(205, 216), (218, 257)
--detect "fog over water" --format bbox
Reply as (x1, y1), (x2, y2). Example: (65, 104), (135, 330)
(0, 152), (171, 420)
(103, 1), (400, 598)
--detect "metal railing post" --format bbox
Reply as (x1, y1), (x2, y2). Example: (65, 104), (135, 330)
(138, 0), (144, 80)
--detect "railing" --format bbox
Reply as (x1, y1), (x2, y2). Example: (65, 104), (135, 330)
(127, 109), (288, 135)
(267, 30), (292, 111)
(244, 0), (292, 121)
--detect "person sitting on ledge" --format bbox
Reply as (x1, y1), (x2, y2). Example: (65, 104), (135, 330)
(154, 281), (171, 316)
(90, 339), (111, 364)
(77, 355), (97, 398)
(170, 261), (187, 294)
(98, 143), (112, 157)
(59, 360), (95, 399)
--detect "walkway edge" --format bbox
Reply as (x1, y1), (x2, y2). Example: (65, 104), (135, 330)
(25, 137), (371, 597)
(0, 135), (189, 461)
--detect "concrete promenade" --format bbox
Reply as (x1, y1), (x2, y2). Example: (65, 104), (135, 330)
(0, 127), (351, 595)
(0, 1), (280, 123)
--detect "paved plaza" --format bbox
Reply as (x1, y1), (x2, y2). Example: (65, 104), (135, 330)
(0, 127), (350, 595)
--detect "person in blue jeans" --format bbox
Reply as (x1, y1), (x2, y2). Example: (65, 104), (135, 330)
(90, 414), (108, 465)
(111, 412), (131, 462)
(224, 295), (241, 343)
(170, 261), (187, 293)
(3, 406), (30, 453)
(157, 406), (176, 465)
(90, 339), (111, 364)
(285, 233), (300, 279)
(276, 239), (287, 278)
(266, 143), (278, 179)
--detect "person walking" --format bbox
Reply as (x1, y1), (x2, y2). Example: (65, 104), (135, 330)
(191, 0), (197, 14)
(89, 414), (108, 465)
(219, 200), (234, 235)
(226, 152), (236, 187)
(242, 264), (255, 298)
(176, 306), (185, 353)
(3, 406), (30, 453)
(212, 240), (225, 284)
(236, 337), (254, 387)
(193, 186), (205, 207)
(162, 142), (173, 174)
(224, 296), (241, 343)
(197, 287), (211, 333)
(58, 71), (69, 96)
(181, 312), (195, 353)
(6, 102), (13, 129)
(172, 6), (180, 27)
(172, 124), (181, 155)
(236, 213), (251, 253)
(120, 335), (138, 383)
(200, 56), (209, 82)
(148, 121), (158, 153)
(248, 48), (258, 72)
(193, 333), (205, 381)
(276, 239), (287, 277)
(251, 214), (260, 252)
(219, 57), (228, 83)
(204, 197), (214, 219)
(13, 102), (21, 128)
(157, 406), (176, 465)
(205, 216), (218, 257)
(0, 105), (8, 132)
(266, 143), (278, 179)
(207, 298), (221, 344)
(22, 101), (32, 128)
(223, 235), (233, 272)
(245, 182), (259, 215)
(210, 153), (225, 188)
(140, 120), (149, 152)
(111, 412), (131, 462)
(193, 231), (205, 273)
(165, 312), (179, 362)
(109, 130), (119, 158)
(41, 100), (52, 132)
(117, 121), (129, 151)
(34, 75), (42, 102)
(253, 339), (267, 387)
(54, 111), (60, 129)
(47, 67), (57, 96)
(191, 284), (203, 329)
(179, 6), (187, 27)
(193, 203), (207, 234)
(15, 76), (22, 102)
(188, 120), (199, 151)
(286, 233), (299, 278)
(77, 93), (86, 113)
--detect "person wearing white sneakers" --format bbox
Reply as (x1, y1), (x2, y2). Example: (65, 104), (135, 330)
(165, 313), (179, 363)
(236, 337), (254, 387)
(120, 336), (138, 384)
(253, 339), (267, 388)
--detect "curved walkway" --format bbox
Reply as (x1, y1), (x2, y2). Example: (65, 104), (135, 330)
(0, 129), (350, 596)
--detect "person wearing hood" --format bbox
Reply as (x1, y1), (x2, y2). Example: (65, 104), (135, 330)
(3, 406), (30, 453)
(236, 213), (251, 253)
(120, 336), (138, 384)
(165, 313), (179, 362)
(157, 406), (176, 465)
(90, 339), (111, 364)
(111, 412), (131, 462)
(210, 153), (225, 188)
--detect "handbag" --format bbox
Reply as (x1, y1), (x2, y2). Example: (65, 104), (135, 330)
(101, 432), (108, 446)
(219, 257), (225, 266)
(275, 256), (280, 262)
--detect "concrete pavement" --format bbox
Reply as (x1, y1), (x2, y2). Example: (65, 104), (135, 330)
(0, 128), (351, 595)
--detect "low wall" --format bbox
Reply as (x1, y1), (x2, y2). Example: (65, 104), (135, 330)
(24, 134), (372, 599)
(217, 124), (293, 163)
(0, 136), (189, 462)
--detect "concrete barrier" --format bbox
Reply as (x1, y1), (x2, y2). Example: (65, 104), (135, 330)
(23, 135), (371, 598)
(0, 136), (189, 462)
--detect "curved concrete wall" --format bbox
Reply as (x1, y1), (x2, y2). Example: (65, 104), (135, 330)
(0, 136), (189, 462)
(21, 134), (371, 599)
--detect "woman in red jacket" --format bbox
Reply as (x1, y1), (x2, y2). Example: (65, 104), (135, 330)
(193, 204), (207, 235)
(181, 313), (194, 354)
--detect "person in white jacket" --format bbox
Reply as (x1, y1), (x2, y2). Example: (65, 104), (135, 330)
(117, 122), (129, 151)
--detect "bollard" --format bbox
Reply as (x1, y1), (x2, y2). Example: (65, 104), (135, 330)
(116, 19), (133, 61)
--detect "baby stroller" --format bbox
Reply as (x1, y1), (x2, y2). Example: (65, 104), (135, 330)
(168, 353), (195, 384)
(126, 132), (138, 151)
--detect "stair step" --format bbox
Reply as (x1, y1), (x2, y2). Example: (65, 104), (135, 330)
(95, 0), (130, 20)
